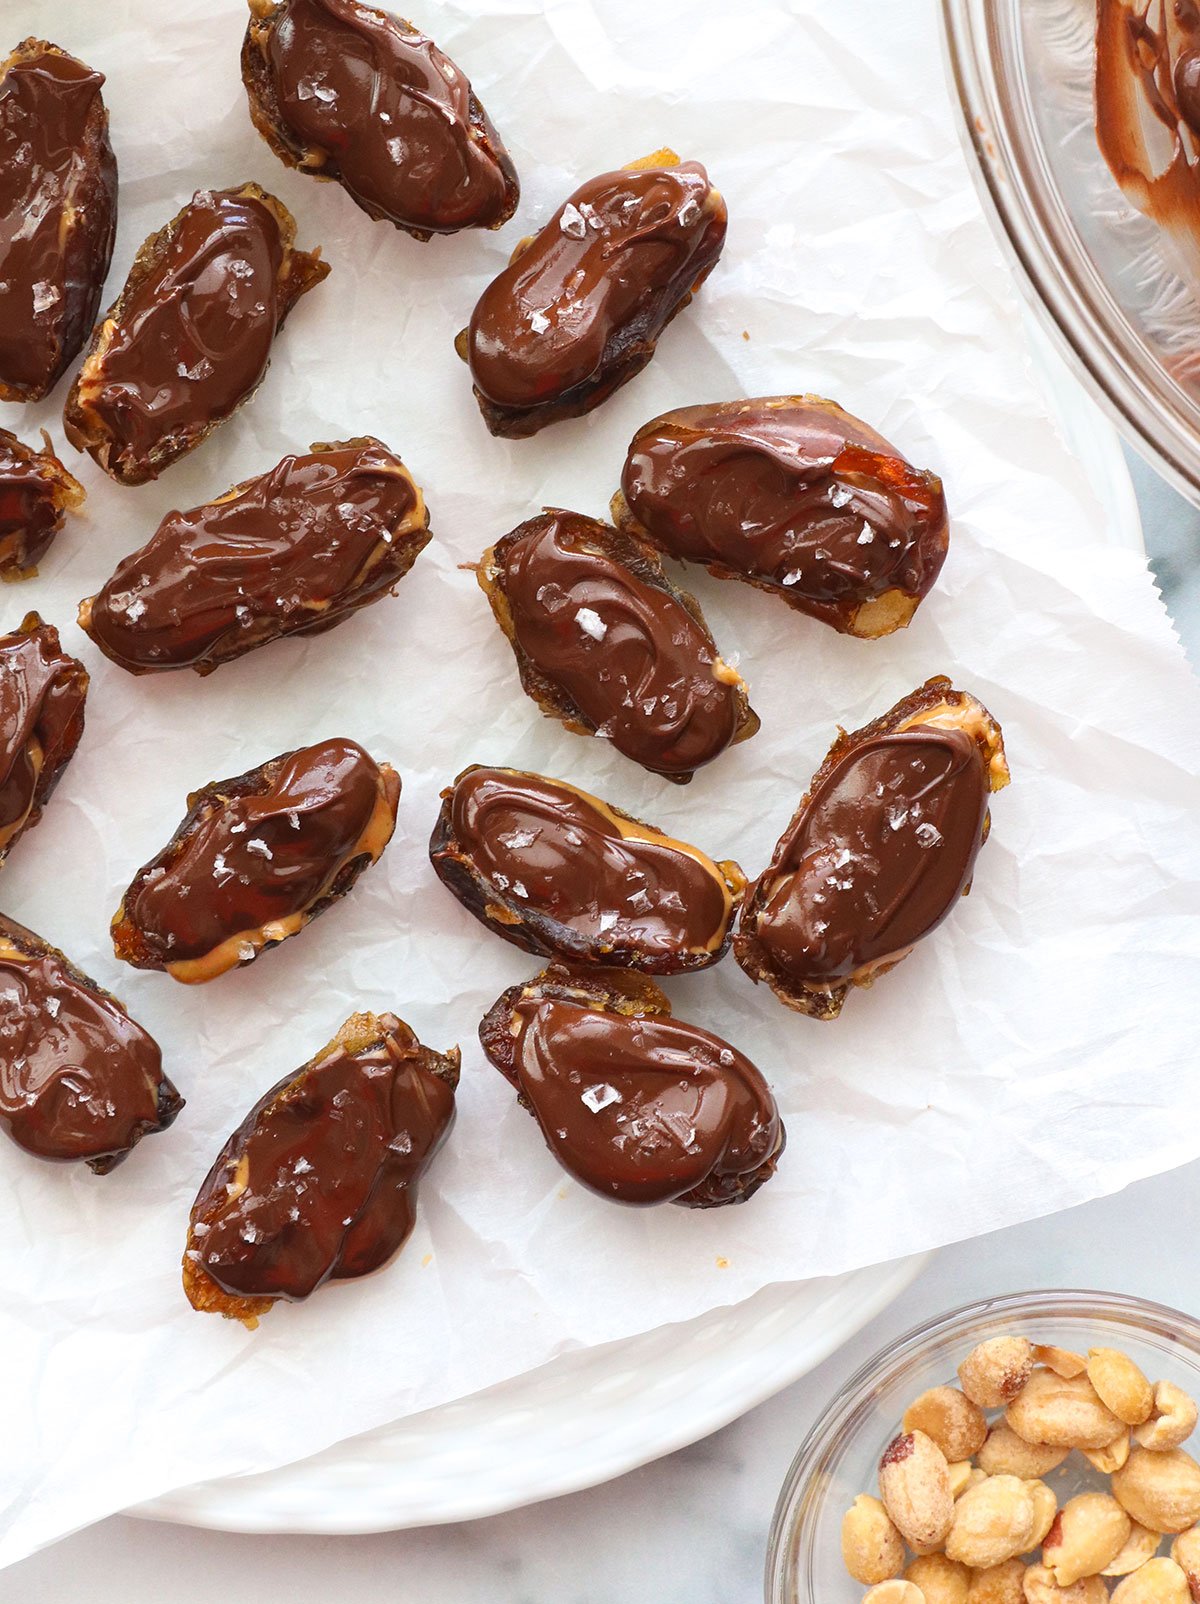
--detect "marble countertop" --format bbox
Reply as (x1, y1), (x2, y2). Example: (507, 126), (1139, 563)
(9, 455), (1198, 1603)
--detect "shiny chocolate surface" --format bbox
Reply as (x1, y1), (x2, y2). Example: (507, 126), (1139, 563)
(465, 157), (726, 434)
(187, 1012), (457, 1306)
(0, 428), (84, 578)
(81, 438), (429, 674)
(430, 765), (740, 971)
(245, 0), (518, 236)
(617, 397), (948, 634)
(0, 916), (182, 1171)
(0, 40), (117, 400)
(0, 612), (88, 862)
(485, 510), (747, 779)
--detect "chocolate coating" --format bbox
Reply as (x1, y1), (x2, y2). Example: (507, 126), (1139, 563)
(1096, 0), (1200, 274)
(613, 397), (949, 639)
(63, 183), (329, 485)
(479, 965), (783, 1208)
(430, 765), (744, 972)
(0, 427), (84, 579)
(0, 915), (182, 1172)
(79, 437), (430, 675)
(462, 152), (727, 437)
(0, 611), (88, 863)
(112, 737), (400, 983)
(183, 1011), (458, 1323)
(0, 39), (117, 402)
(242, 0), (519, 239)
(478, 509), (757, 782)
(735, 677), (1009, 1020)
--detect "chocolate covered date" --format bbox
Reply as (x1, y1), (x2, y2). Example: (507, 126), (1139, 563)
(429, 765), (744, 972)
(0, 39), (117, 402)
(0, 612), (88, 863)
(242, 0), (519, 239)
(479, 965), (784, 1208)
(612, 396), (950, 639)
(0, 428), (84, 579)
(735, 677), (1009, 1020)
(0, 914), (182, 1171)
(63, 183), (329, 485)
(78, 437), (430, 675)
(183, 1010), (458, 1324)
(112, 737), (399, 983)
(477, 509), (757, 782)
(460, 150), (726, 437)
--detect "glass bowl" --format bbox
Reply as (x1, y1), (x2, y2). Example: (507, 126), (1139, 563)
(765, 1290), (1200, 1604)
(941, 0), (1200, 504)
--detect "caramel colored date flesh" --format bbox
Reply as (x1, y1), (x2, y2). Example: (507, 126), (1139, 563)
(184, 1011), (458, 1325)
(0, 611), (88, 863)
(429, 765), (745, 972)
(0, 428), (84, 579)
(242, 0), (519, 239)
(0, 915), (183, 1171)
(112, 737), (399, 984)
(480, 965), (783, 1207)
(461, 150), (726, 437)
(0, 39), (117, 402)
(735, 677), (1009, 1020)
(612, 396), (950, 639)
(63, 183), (329, 485)
(79, 437), (430, 675)
(477, 509), (757, 782)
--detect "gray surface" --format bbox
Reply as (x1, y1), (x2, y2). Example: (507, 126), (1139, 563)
(1129, 444), (1200, 663)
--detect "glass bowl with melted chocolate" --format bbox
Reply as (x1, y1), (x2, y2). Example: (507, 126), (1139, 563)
(765, 1291), (1200, 1604)
(942, 0), (1200, 503)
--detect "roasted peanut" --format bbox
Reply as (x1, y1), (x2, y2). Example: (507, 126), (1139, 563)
(950, 1462), (978, 1498)
(960, 1339), (1036, 1410)
(979, 1424), (1070, 1480)
(864, 1584), (927, 1604)
(1136, 1386), (1199, 1454)
(1022, 1565), (1109, 1604)
(880, 1432), (955, 1552)
(1103, 1523), (1163, 1577)
(1036, 1346), (1089, 1380)
(1089, 1351), (1156, 1428)
(904, 1389), (990, 1464)
(1006, 1371), (1126, 1450)
(946, 1476), (1038, 1570)
(907, 1554), (971, 1604)
(1043, 1493), (1133, 1585)
(843, 1495), (906, 1585)
(968, 1561), (1027, 1604)
(1028, 1483), (1061, 1550)
(1086, 1434), (1133, 1476)
(1110, 1558), (1190, 1604)
(1112, 1449), (1200, 1534)
(1169, 1526), (1200, 1599)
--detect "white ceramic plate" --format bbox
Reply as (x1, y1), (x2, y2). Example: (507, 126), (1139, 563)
(128, 331), (1143, 1540)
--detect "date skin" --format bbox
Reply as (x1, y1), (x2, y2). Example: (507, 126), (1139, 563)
(183, 1010), (458, 1325)
(429, 764), (745, 972)
(477, 508), (758, 783)
(79, 437), (430, 675)
(460, 149), (726, 437)
(612, 396), (949, 639)
(0, 612), (88, 864)
(0, 39), (117, 402)
(63, 183), (329, 485)
(242, 0), (519, 239)
(112, 737), (400, 984)
(0, 428), (84, 580)
(479, 964), (784, 1208)
(0, 914), (183, 1172)
(734, 677), (1009, 1020)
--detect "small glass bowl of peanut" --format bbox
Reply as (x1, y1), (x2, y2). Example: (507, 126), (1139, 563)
(766, 1292), (1200, 1604)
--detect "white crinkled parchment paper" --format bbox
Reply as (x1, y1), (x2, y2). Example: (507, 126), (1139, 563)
(2, 0), (1199, 1567)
